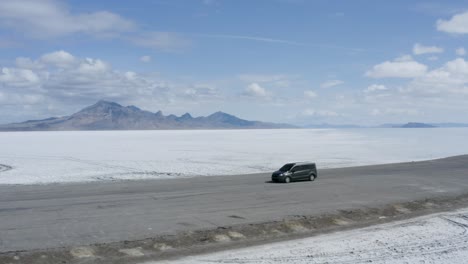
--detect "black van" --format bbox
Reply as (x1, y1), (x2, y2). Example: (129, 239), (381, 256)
(271, 162), (317, 183)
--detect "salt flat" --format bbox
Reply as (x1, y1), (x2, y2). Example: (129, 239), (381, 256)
(1, 128), (468, 184)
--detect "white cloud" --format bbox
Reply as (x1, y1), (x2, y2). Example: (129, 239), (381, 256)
(15, 57), (44, 70)
(0, 50), (179, 110)
(182, 84), (220, 100)
(40, 50), (75, 68)
(302, 109), (339, 117)
(394, 55), (413, 62)
(0, 67), (41, 87)
(244, 83), (268, 97)
(366, 56), (428, 78)
(456, 47), (466, 56)
(140, 55), (152, 63)
(304, 90), (317, 98)
(427, 56), (439, 61)
(371, 108), (419, 116)
(413, 43), (444, 55)
(365, 84), (387, 92)
(436, 11), (468, 34)
(409, 58), (468, 95)
(77, 58), (110, 75)
(320, 80), (343, 88)
(124, 71), (137, 80)
(0, 0), (135, 38)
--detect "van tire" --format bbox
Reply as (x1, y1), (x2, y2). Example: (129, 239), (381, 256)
(309, 174), (315, 181)
(284, 177), (291, 183)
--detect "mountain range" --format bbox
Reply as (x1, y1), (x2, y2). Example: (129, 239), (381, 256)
(305, 122), (468, 129)
(0, 100), (295, 131)
(2, 101), (467, 131)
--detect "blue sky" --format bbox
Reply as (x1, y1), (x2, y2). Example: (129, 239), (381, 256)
(0, 0), (468, 125)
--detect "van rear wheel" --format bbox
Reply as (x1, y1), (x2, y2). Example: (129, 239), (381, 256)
(309, 174), (315, 181)
(284, 177), (291, 183)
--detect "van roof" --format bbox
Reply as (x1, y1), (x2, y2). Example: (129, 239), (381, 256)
(292, 162), (315, 165)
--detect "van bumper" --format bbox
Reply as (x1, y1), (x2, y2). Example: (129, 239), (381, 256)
(271, 175), (285, 182)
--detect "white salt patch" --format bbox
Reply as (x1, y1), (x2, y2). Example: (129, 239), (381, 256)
(119, 247), (144, 257)
(70, 247), (94, 258)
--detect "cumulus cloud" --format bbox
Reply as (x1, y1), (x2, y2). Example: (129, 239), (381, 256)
(366, 56), (428, 78)
(320, 80), (343, 88)
(456, 47), (466, 56)
(40, 50), (75, 68)
(182, 84), (220, 100)
(77, 58), (110, 75)
(365, 84), (387, 92)
(244, 83), (268, 97)
(15, 57), (44, 70)
(140, 55), (151, 63)
(0, 0), (135, 38)
(436, 11), (468, 34)
(0, 67), (41, 87)
(304, 90), (317, 98)
(409, 58), (468, 95)
(413, 43), (444, 55)
(0, 50), (180, 111)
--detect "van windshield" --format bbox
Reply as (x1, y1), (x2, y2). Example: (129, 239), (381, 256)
(279, 163), (294, 172)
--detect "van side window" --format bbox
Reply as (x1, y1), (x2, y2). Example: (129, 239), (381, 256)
(294, 165), (304, 171)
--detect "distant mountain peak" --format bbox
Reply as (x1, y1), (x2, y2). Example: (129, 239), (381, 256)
(208, 111), (237, 120)
(94, 100), (122, 107)
(400, 122), (436, 128)
(210, 111), (229, 116)
(127, 105), (141, 111)
(177, 113), (193, 121)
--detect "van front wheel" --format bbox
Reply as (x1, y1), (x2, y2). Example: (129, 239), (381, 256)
(309, 174), (315, 181)
(284, 177), (291, 183)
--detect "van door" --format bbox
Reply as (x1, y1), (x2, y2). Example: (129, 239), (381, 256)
(291, 165), (307, 180)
